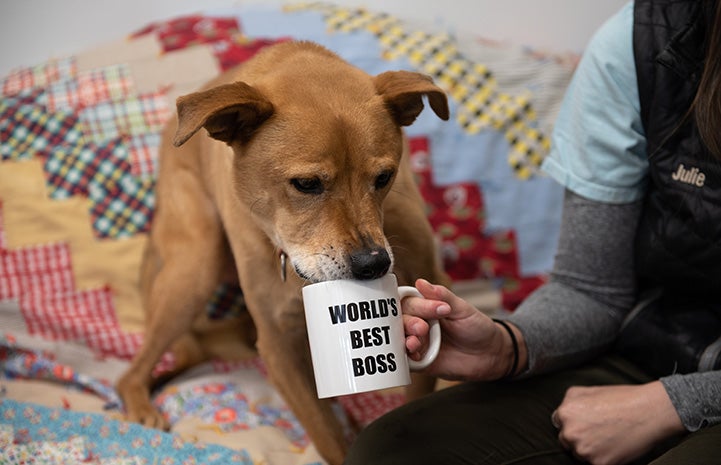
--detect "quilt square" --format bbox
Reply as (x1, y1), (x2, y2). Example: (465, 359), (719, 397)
(212, 37), (287, 71)
(127, 133), (161, 178)
(79, 92), (171, 145)
(0, 87), (47, 108)
(0, 99), (84, 162)
(44, 138), (131, 199)
(0, 242), (75, 300)
(18, 286), (142, 359)
(1, 57), (75, 97)
(89, 175), (155, 239)
(206, 283), (245, 320)
(46, 63), (134, 113)
(132, 15), (242, 53)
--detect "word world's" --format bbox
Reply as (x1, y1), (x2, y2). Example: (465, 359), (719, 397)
(327, 297), (399, 324)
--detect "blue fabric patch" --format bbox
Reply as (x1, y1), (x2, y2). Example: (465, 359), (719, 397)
(0, 399), (254, 463)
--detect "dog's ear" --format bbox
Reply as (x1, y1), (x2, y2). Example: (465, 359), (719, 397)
(173, 81), (274, 147)
(374, 71), (449, 126)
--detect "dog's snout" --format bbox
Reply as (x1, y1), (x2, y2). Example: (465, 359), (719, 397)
(350, 247), (391, 280)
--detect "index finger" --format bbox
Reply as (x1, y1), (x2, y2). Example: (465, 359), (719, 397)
(401, 292), (450, 321)
(409, 279), (481, 321)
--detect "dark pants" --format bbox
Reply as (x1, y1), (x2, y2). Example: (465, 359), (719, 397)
(344, 357), (721, 465)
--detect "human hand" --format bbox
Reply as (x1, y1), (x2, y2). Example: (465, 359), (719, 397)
(551, 382), (685, 465)
(402, 278), (522, 381)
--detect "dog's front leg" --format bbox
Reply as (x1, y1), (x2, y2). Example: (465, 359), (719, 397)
(243, 282), (348, 465)
(117, 240), (224, 429)
(261, 324), (348, 465)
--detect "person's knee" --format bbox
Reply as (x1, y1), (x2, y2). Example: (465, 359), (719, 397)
(344, 399), (442, 465)
(344, 412), (413, 465)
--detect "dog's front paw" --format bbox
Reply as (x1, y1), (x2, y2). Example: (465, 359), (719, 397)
(126, 404), (170, 431)
(117, 375), (171, 430)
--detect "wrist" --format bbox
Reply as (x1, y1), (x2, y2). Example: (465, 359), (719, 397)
(492, 319), (527, 380)
(647, 381), (685, 436)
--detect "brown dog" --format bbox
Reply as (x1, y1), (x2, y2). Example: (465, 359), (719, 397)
(116, 40), (450, 465)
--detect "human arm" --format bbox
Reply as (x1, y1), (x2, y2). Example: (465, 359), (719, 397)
(403, 188), (640, 380)
(508, 189), (640, 375)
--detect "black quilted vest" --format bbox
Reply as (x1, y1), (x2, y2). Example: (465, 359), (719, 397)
(633, 0), (721, 294)
(616, 0), (721, 376)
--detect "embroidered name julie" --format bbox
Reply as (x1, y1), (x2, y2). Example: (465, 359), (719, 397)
(672, 163), (705, 187)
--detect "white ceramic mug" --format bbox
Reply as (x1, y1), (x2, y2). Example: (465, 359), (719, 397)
(302, 274), (441, 398)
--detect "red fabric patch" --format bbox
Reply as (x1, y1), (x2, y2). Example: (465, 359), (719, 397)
(213, 37), (291, 71)
(338, 391), (406, 428)
(409, 136), (545, 310)
(0, 242), (75, 300)
(129, 14), (286, 72)
(131, 15), (242, 53)
(18, 286), (143, 360)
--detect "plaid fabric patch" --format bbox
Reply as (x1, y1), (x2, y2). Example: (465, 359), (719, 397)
(19, 286), (143, 359)
(78, 92), (171, 145)
(0, 87), (47, 108)
(1, 57), (76, 97)
(206, 283), (245, 320)
(128, 133), (161, 178)
(89, 174), (155, 239)
(505, 121), (551, 180)
(0, 242), (75, 300)
(0, 99), (84, 162)
(292, 3), (550, 179)
(46, 64), (134, 113)
(44, 138), (131, 199)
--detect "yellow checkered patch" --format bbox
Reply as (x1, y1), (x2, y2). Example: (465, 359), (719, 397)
(287, 3), (551, 179)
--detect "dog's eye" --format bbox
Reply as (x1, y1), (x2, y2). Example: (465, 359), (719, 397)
(375, 170), (394, 190)
(291, 178), (324, 195)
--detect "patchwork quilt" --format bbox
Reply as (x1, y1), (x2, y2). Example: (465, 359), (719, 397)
(0, 3), (576, 464)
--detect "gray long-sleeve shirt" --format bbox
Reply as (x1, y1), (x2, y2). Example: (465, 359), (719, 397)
(508, 189), (721, 432)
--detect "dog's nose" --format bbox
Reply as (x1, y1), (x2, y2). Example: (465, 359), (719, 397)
(350, 247), (391, 280)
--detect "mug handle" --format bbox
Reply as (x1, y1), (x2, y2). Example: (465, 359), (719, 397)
(398, 286), (441, 370)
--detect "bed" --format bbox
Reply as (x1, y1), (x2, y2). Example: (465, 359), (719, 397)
(0, 3), (576, 463)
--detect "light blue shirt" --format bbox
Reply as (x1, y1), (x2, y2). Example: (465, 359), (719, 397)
(542, 2), (649, 204)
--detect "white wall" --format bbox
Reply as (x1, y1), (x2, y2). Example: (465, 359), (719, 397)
(0, 0), (628, 77)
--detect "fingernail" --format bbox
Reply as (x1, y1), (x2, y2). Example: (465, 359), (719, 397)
(436, 304), (451, 316)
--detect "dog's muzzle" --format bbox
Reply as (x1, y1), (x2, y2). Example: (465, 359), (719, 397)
(350, 247), (391, 280)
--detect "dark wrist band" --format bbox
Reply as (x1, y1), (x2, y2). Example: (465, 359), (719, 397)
(492, 318), (519, 379)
